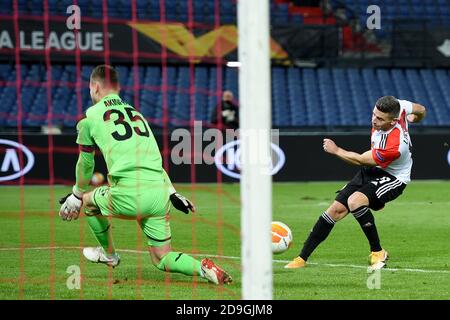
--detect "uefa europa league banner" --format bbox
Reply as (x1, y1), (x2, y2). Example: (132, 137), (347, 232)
(0, 15), (341, 64)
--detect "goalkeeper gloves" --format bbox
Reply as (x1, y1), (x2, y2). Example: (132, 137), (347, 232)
(59, 187), (83, 221)
(170, 192), (196, 214)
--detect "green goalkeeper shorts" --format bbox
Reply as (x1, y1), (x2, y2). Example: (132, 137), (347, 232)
(91, 177), (171, 247)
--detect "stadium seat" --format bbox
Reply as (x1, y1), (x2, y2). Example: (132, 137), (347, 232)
(2, 63), (450, 128)
(272, 67), (290, 126)
(15, 0), (450, 30)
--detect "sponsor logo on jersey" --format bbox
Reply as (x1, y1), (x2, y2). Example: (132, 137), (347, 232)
(0, 139), (35, 182)
(375, 150), (385, 162)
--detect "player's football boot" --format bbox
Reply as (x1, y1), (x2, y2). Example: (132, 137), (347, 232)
(284, 256), (306, 269)
(367, 249), (388, 272)
(201, 258), (232, 285)
(83, 247), (121, 268)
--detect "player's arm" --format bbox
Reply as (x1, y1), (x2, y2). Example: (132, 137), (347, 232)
(59, 149), (94, 221)
(74, 145), (95, 195)
(162, 169), (176, 195)
(163, 169), (196, 214)
(323, 139), (377, 166)
(73, 118), (96, 195)
(59, 118), (95, 221)
(406, 103), (426, 123)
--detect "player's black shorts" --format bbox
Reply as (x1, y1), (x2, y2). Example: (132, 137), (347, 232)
(335, 167), (407, 211)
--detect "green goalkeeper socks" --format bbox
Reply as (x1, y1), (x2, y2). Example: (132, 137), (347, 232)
(86, 215), (116, 255)
(156, 252), (203, 277)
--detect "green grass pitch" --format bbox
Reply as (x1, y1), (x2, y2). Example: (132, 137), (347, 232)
(0, 181), (449, 300)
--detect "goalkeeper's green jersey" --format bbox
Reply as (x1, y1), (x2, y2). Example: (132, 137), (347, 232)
(76, 93), (163, 182)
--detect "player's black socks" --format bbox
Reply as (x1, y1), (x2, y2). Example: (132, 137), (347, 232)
(352, 206), (382, 252)
(299, 212), (335, 261)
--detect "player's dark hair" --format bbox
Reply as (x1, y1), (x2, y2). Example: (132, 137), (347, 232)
(375, 96), (400, 118)
(90, 65), (119, 87)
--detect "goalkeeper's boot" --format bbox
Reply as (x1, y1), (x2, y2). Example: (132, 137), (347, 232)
(201, 258), (232, 285)
(83, 247), (121, 268)
(284, 256), (306, 269)
(367, 249), (388, 272)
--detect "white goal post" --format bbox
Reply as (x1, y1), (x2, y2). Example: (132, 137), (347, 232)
(238, 0), (273, 300)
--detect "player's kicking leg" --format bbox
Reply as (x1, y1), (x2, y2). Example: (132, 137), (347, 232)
(140, 217), (232, 285)
(81, 188), (120, 267)
(284, 200), (349, 269)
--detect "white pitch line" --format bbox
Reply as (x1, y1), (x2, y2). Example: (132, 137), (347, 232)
(0, 246), (449, 275)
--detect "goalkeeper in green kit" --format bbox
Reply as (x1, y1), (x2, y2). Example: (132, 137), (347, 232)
(58, 65), (232, 285)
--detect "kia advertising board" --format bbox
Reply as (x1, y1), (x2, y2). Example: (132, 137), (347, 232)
(0, 132), (449, 184)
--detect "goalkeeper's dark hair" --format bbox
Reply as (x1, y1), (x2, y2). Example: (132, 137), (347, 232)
(90, 64), (119, 88)
(375, 96), (400, 119)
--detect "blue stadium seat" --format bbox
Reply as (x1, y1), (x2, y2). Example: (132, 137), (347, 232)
(329, 1), (448, 39)
(346, 69), (370, 125)
(404, 69), (436, 126)
(391, 69), (413, 100)
(207, 67), (223, 119)
(224, 67), (238, 100)
(287, 68), (307, 126)
(317, 68), (338, 126)
(272, 67), (290, 126)
(376, 69), (397, 97)
(193, 67), (209, 121)
(2, 63), (450, 128)
(419, 69), (450, 124)
(302, 69), (324, 126)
